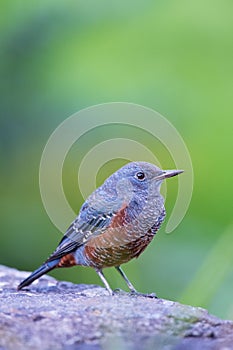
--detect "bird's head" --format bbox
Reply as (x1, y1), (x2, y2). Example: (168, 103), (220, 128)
(101, 161), (183, 205)
(113, 161), (183, 191)
(87, 161), (183, 218)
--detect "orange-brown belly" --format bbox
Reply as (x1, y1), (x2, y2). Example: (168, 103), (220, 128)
(84, 226), (154, 269)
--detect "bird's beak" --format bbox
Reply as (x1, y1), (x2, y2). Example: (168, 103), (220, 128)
(155, 169), (184, 181)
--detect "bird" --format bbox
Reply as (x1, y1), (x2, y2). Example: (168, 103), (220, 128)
(17, 161), (183, 295)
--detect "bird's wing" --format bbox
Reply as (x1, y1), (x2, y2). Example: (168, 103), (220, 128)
(46, 201), (122, 262)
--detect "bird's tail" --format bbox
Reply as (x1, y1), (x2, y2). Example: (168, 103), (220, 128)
(17, 259), (59, 290)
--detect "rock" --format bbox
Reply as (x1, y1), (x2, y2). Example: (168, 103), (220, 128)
(0, 265), (233, 350)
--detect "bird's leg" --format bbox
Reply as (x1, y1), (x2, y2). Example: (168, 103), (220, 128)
(115, 266), (137, 293)
(95, 269), (113, 295)
(115, 266), (157, 298)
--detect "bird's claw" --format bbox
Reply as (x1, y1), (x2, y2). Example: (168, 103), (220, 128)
(129, 290), (157, 298)
(113, 288), (127, 295)
(113, 288), (157, 298)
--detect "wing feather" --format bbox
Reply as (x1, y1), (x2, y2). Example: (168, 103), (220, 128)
(46, 206), (116, 263)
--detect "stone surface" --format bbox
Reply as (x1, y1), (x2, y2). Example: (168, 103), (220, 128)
(0, 265), (233, 350)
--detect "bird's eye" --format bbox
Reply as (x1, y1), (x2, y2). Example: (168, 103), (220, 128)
(135, 171), (145, 181)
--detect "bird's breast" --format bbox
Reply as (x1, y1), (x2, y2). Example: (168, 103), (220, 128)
(83, 209), (165, 269)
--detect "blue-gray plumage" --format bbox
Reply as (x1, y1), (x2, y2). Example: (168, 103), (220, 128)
(18, 162), (183, 295)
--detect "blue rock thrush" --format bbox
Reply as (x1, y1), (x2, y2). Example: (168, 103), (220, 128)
(18, 162), (183, 295)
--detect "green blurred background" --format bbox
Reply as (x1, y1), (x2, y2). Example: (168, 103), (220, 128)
(1, 0), (233, 319)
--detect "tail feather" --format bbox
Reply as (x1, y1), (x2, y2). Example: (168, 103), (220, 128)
(17, 259), (59, 290)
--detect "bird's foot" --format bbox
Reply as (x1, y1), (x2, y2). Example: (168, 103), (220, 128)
(113, 288), (128, 296)
(130, 290), (157, 298)
(113, 288), (157, 298)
